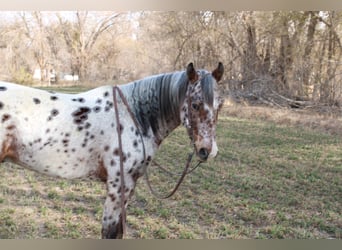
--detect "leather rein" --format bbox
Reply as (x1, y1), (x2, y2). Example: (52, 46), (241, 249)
(112, 83), (201, 238)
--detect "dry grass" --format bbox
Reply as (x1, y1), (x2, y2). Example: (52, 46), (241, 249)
(222, 100), (342, 137)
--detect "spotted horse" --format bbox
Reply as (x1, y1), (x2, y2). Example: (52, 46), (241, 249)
(0, 62), (224, 238)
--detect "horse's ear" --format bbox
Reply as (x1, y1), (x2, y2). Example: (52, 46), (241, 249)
(212, 62), (224, 82)
(186, 62), (198, 84)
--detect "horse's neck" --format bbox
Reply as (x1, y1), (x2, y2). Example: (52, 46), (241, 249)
(122, 72), (187, 145)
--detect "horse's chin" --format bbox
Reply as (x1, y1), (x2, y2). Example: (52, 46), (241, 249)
(196, 154), (217, 163)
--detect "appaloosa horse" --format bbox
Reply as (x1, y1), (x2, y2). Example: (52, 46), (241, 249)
(0, 62), (224, 238)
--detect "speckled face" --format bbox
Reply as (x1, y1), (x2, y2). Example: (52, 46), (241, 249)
(181, 70), (224, 162)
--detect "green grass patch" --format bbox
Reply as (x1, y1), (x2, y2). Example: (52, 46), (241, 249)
(0, 114), (341, 239)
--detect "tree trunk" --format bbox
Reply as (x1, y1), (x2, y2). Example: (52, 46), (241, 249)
(302, 11), (318, 93)
(320, 12), (336, 104)
(242, 13), (260, 89)
(275, 18), (293, 92)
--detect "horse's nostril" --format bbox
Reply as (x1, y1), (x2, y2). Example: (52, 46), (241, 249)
(198, 148), (209, 161)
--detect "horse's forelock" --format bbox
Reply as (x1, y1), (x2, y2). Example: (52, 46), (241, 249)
(199, 71), (214, 107)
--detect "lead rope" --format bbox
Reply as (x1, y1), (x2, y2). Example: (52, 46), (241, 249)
(113, 86), (150, 239)
(145, 153), (201, 199)
(113, 86), (127, 238)
(112, 84), (201, 238)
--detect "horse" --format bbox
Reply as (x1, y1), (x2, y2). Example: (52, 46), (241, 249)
(0, 62), (224, 239)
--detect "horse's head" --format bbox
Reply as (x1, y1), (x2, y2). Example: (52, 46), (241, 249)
(181, 62), (224, 162)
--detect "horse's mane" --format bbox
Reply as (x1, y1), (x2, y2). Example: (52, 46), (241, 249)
(121, 69), (214, 138)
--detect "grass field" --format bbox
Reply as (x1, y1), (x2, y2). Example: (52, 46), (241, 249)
(0, 86), (341, 239)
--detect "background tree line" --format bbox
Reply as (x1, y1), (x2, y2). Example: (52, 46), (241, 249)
(0, 11), (341, 106)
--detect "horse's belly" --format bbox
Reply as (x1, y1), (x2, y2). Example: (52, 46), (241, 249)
(14, 146), (99, 179)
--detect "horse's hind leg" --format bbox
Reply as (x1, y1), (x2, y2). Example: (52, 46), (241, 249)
(0, 135), (18, 163)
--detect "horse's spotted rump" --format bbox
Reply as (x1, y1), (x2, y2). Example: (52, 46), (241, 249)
(0, 63), (224, 239)
(113, 148), (120, 156)
(71, 97), (86, 103)
(84, 122), (91, 129)
(72, 107), (91, 116)
(51, 109), (59, 117)
(110, 159), (115, 166)
(72, 107), (91, 124)
(6, 125), (15, 130)
(105, 101), (113, 112)
(2, 114), (11, 123)
(93, 106), (101, 113)
(33, 98), (41, 104)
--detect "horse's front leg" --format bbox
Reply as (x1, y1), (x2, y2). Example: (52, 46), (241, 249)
(101, 176), (135, 239)
(101, 193), (123, 238)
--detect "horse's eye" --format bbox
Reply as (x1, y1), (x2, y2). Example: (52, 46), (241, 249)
(192, 103), (200, 111)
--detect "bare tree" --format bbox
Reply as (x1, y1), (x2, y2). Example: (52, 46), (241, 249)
(56, 11), (121, 81)
(0, 10), (342, 107)
(18, 12), (53, 83)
